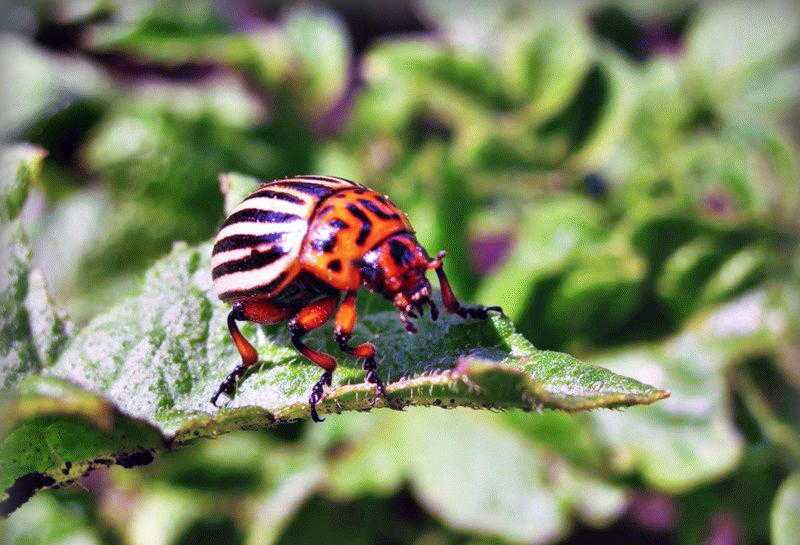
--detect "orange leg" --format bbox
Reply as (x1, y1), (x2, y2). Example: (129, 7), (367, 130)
(429, 251), (502, 319)
(334, 291), (385, 399)
(288, 296), (340, 422)
(212, 300), (291, 406)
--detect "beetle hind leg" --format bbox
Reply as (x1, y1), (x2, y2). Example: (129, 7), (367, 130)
(212, 300), (290, 406)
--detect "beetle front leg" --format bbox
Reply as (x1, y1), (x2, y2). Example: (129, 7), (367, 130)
(334, 291), (385, 401)
(212, 300), (291, 406)
(429, 251), (502, 319)
(288, 296), (339, 422)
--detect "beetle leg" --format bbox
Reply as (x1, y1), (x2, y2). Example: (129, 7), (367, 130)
(334, 291), (385, 402)
(212, 300), (290, 406)
(288, 296), (340, 422)
(429, 251), (503, 319)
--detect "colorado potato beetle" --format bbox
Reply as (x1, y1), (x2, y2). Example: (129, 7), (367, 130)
(211, 175), (500, 421)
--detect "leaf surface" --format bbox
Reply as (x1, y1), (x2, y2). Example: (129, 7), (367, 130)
(772, 472), (800, 545)
(1, 169), (668, 516)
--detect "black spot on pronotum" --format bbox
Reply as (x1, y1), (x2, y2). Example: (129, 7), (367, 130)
(0, 472), (56, 517)
(309, 233), (336, 253)
(328, 259), (342, 272)
(389, 238), (414, 266)
(221, 208), (301, 227)
(346, 204), (372, 245)
(61, 461), (72, 476)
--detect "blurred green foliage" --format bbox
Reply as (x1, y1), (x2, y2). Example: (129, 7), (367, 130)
(1, 1), (800, 544)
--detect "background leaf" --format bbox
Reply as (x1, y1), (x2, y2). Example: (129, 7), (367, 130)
(772, 472), (800, 545)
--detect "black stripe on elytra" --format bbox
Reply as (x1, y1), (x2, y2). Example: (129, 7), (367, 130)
(219, 272), (287, 301)
(389, 238), (415, 267)
(212, 247), (286, 279)
(246, 189), (305, 205)
(213, 232), (284, 255)
(346, 204), (372, 245)
(359, 198), (400, 220)
(295, 174), (358, 186)
(222, 208), (300, 228)
(276, 181), (335, 198)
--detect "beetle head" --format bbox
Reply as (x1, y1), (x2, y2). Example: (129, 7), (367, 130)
(360, 233), (439, 331)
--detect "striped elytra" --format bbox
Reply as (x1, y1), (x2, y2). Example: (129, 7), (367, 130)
(211, 175), (412, 302)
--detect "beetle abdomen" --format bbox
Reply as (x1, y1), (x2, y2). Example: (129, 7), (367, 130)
(212, 176), (358, 301)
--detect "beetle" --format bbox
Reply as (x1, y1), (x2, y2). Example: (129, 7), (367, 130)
(211, 175), (500, 421)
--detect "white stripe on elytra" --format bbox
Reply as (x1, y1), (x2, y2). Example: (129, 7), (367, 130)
(211, 247), (252, 269)
(233, 196), (309, 216)
(215, 219), (306, 241)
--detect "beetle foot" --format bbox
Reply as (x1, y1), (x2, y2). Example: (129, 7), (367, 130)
(363, 357), (385, 405)
(455, 304), (503, 320)
(211, 366), (246, 406)
(309, 371), (333, 423)
(399, 311), (417, 333)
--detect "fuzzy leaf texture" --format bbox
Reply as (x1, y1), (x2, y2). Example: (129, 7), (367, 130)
(0, 168), (668, 516)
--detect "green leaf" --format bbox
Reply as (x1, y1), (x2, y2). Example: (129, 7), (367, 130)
(684, 1), (800, 121)
(0, 377), (164, 516)
(591, 290), (787, 492)
(772, 472), (800, 545)
(281, 7), (350, 115)
(535, 56), (637, 169)
(544, 242), (646, 340)
(699, 246), (771, 306)
(2, 172), (667, 514)
(656, 236), (726, 317)
(0, 492), (103, 545)
(1, 245), (667, 515)
(313, 409), (627, 544)
(0, 35), (108, 140)
(501, 19), (592, 122)
(476, 196), (603, 321)
(1, 145), (46, 223)
(1, 146), (70, 390)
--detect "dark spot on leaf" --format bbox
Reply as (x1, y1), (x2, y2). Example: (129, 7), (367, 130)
(115, 449), (155, 468)
(0, 472), (56, 517)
